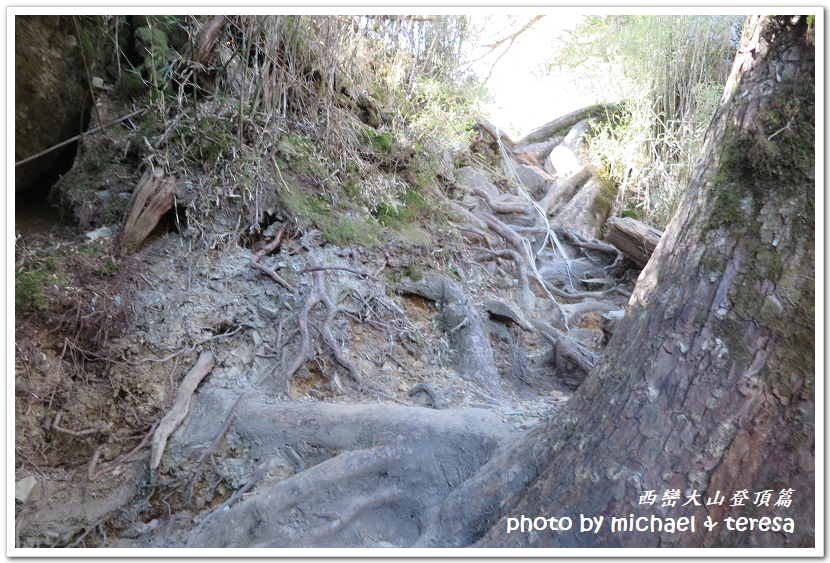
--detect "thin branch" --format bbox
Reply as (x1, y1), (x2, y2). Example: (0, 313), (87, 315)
(15, 109), (146, 167)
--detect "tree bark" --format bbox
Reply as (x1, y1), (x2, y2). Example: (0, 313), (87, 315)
(468, 15), (815, 548)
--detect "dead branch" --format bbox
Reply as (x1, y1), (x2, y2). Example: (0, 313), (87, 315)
(120, 169), (175, 252)
(151, 350), (216, 470)
(604, 217), (663, 268)
(193, 16), (227, 63)
(483, 15), (545, 52)
(14, 109), (146, 168)
(250, 227), (294, 291)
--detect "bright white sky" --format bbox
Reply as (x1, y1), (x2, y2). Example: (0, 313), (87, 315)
(467, 14), (600, 139)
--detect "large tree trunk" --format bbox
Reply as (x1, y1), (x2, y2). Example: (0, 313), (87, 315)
(465, 15), (815, 548)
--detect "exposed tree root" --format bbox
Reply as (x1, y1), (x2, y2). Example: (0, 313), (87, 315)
(560, 300), (619, 327)
(88, 420), (158, 481)
(277, 256), (363, 392)
(471, 187), (533, 215)
(249, 227), (294, 291)
(299, 265), (380, 281)
(509, 136), (563, 168)
(395, 274), (501, 395)
(408, 383), (449, 409)
(150, 350), (215, 470)
(536, 323), (597, 387)
(539, 166), (591, 213)
(472, 248), (535, 314)
(166, 390), (511, 548)
(476, 212), (527, 258)
(183, 391), (248, 507)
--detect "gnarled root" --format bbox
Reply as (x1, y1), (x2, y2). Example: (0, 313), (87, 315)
(173, 390), (510, 548)
(277, 256), (362, 392)
(395, 274), (501, 395)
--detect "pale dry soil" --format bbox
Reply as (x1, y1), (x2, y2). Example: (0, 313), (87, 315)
(15, 223), (627, 548)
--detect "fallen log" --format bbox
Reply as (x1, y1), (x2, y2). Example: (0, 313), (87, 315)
(604, 217), (663, 268)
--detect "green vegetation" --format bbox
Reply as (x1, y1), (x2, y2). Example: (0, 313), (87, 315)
(549, 15), (745, 228)
(47, 16), (480, 253)
(15, 270), (53, 311)
(14, 244), (100, 312)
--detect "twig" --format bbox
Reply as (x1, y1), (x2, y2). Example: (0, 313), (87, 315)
(88, 420), (159, 480)
(370, 389), (409, 406)
(150, 351), (215, 469)
(768, 116), (795, 140)
(52, 412), (98, 438)
(449, 317), (468, 333)
(273, 156), (291, 193)
(140, 325), (244, 363)
(299, 265), (380, 281)
(155, 109), (190, 148)
(316, 167), (341, 186)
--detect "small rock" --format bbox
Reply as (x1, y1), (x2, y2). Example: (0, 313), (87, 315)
(252, 331), (262, 347)
(15, 476), (37, 503)
(257, 303), (279, 319)
(96, 190), (111, 201)
(92, 76), (104, 89)
(85, 226), (112, 241)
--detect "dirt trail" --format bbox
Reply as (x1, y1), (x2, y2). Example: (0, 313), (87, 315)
(14, 111), (637, 548)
